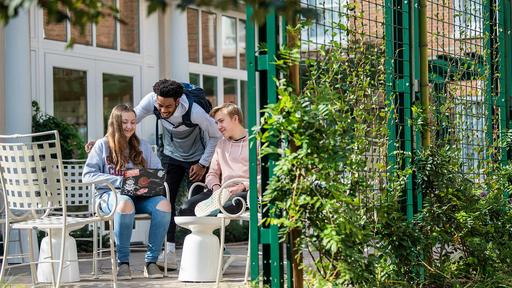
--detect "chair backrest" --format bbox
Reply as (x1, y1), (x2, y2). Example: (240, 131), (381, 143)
(0, 131), (66, 215)
(62, 159), (91, 207)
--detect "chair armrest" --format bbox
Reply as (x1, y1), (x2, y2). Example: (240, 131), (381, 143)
(82, 180), (119, 221)
(164, 182), (170, 200)
(188, 182), (208, 199)
(217, 178), (249, 218)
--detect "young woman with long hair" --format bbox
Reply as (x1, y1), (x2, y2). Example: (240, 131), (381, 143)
(83, 104), (171, 279)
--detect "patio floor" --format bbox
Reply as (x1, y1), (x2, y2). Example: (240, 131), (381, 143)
(3, 243), (249, 287)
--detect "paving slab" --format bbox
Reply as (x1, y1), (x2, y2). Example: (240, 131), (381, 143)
(3, 243), (249, 288)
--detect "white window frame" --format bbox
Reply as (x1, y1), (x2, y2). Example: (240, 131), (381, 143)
(44, 54), (141, 141)
(300, 0), (349, 51)
(187, 7), (247, 107)
(453, 82), (486, 179)
(35, 0), (143, 55)
(453, 0), (483, 38)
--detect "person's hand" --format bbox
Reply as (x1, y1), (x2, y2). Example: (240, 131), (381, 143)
(228, 183), (246, 195)
(189, 163), (207, 182)
(85, 140), (96, 153)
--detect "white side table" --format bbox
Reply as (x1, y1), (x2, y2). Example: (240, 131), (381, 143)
(36, 228), (80, 283)
(175, 216), (229, 282)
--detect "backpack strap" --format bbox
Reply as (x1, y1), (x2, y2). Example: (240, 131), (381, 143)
(153, 106), (162, 147)
(181, 95), (199, 128)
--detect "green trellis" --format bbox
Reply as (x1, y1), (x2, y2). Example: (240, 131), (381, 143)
(246, 0), (512, 286)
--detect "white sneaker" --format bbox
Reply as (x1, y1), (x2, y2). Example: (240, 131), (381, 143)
(195, 188), (231, 217)
(157, 250), (178, 270)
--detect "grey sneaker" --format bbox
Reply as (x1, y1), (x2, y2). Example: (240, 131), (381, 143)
(117, 263), (132, 280)
(144, 262), (164, 278)
(157, 250), (178, 270)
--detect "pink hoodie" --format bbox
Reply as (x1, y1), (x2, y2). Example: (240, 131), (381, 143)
(205, 132), (249, 191)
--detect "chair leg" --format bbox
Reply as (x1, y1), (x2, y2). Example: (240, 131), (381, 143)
(216, 218), (226, 287)
(92, 222), (98, 278)
(0, 224), (10, 283)
(163, 238), (168, 277)
(27, 229), (38, 286)
(109, 220), (118, 288)
(244, 236), (250, 284)
(48, 229), (56, 286)
(55, 227), (68, 288)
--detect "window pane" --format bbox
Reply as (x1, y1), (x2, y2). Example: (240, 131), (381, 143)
(189, 73), (200, 86)
(203, 75), (218, 107)
(187, 8), (199, 63)
(239, 20), (246, 70)
(120, 0), (140, 53)
(43, 9), (67, 42)
(224, 78), (237, 104)
(53, 67), (87, 139)
(103, 73), (134, 133)
(222, 16), (237, 69)
(96, 1), (117, 49)
(201, 11), (217, 65)
(71, 23), (92, 45)
(240, 80), (248, 127)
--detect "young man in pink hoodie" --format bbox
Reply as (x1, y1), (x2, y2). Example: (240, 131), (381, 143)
(179, 103), (249, 216)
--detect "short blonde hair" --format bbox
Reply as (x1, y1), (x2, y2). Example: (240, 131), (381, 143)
(210, 103), (244, 125)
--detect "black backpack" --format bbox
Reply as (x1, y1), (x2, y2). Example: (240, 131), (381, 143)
(153, 82), (212, 147)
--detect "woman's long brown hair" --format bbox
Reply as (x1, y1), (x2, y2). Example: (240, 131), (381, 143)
(106, 104), (145, 171)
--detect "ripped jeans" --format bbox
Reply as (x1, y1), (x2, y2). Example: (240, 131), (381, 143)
(99, 192), (171, 263)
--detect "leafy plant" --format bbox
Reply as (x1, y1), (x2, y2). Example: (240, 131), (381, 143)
(32, 101), (86, 159)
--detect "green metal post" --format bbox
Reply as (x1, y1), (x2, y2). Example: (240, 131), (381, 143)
(401, 0), (414, 221)
(484, 0), (495, 152)
(264, 11), (284, 287)
(413, 0), (423, 213)
(498, 0), (511, 167)
(245, 4), (261, 284)
(385, 0), (397, 174)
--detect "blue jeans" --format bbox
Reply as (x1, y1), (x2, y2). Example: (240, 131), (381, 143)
(100, 192), (171, 263)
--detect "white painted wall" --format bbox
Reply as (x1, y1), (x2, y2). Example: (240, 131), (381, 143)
(0, 26), (5, 134)
(5, 10), (31, 135)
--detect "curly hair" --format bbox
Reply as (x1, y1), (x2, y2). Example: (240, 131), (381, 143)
(106, 104), (145, 171)
(153, 79), (184, 99)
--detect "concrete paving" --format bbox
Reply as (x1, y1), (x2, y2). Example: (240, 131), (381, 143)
(2, 243), (249, 287)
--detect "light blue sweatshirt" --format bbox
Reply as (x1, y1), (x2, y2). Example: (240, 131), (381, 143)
(82, 137), (162, 195)
(134, 92), (221, 166)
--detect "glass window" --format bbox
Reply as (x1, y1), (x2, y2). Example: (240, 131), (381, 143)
(71, 23), (92, 45)
(201, 11), (217, 65)
(240, 80), (248, 127)
(189, 73), (200, 86)
(103, 74), (134, 133)
(96, 1), (117, 50)
(188, 8), (200, 63)
(453, 0), (483, 37)
(301, 0), (347, 49)
(203, 75), (218, 106)
(222, 16), (237, 69)
(120, 0), (140, 53)
(239, 20), (246, 70)
(43, 9), (67, 42)
(53, 67), (88, 139)
(224, 78), (237, 104)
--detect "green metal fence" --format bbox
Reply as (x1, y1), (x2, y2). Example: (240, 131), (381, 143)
(246, 0), (510, 286)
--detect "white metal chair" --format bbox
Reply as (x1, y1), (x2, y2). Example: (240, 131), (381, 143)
(188, 178), (251, 286)
(96, 179), (171, 276)
(61, 159), (103, 278)
(0, 131), (118, 287)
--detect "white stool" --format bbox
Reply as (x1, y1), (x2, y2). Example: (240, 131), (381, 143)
(175, 216), (229, 282)
(37, 228), (80, 283)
